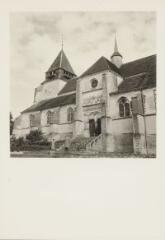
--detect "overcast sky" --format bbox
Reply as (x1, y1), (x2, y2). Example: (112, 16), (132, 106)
(10, 12), (156, 118)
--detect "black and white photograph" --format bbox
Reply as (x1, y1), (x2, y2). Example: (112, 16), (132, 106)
(10, 11), (156, 158)
(0, 1), (164, 239)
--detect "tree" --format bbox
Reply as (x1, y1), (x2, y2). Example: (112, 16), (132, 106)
(10, 112), (14, 135)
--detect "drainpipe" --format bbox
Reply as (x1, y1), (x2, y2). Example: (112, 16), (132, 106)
(141, 89), (148, 156)
(102, 73), (108, 151)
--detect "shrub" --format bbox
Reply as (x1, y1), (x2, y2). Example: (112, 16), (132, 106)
(10, 132), (51, 152)
(26, 130), (43, 143)
(10, 136), (25, 152)
(10, 112), (14, 135)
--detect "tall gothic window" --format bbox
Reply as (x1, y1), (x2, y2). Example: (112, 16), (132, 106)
(118, 97), (131, 118)
(47, 111), (53, 124)
(67, 107), (74, 122)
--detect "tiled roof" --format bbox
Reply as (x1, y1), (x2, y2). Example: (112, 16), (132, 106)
(22, 93), (76, 113)
(22, 54), (156, 114)
(58, 78), (77, 95)
(58, 56), (121, 94)
(47, 49), (76, 75)
(117, 73), (148, 93)
(80, 56), (121, 78)
(59, 55), (156, 95)
(120, 54), (156, 78)
(117, 54), (156, 93)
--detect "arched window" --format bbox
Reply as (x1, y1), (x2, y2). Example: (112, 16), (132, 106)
(47, 111), (53, 124)
(67, 107), (74, 122)
(29, 114), (35, 127)
(118, 97), (131, 118)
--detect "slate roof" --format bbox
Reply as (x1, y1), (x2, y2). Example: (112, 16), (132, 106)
(58, 77), (77, 95)
(21, 54), (156, 114)
(57, 55), (156, 96)
(117, 54), (156, 93)
(80, 56), (121, 78)
(117, 73), (148, 93)
(120, 54), (156, 79)
(47, 49), (76, 75)
(22, 93), (76, 113)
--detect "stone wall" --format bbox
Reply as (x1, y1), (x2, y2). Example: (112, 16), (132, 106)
(104, 117), (134, 153)
(13, 104), (76, 140)
(133, 114), (156, 155)
(105, 133), (133, 153)
(109, 87), (156, 154)
(110, 87), (156, 118)
(34, 79), (66, 103)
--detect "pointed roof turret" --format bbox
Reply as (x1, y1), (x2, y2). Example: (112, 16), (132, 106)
(48, 49), (76, 75)
(45, 44), (76, 82)
(111, 35), (122, 58)
(111, 35), (123, 68)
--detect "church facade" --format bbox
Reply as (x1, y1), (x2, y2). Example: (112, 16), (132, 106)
(13, 39), (156, 155)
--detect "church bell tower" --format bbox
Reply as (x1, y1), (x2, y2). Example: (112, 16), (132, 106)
(34, 43), (77, 103)
(45, 43), (76, 82)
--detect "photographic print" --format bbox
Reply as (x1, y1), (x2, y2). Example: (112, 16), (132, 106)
(10, 12), (156, 158)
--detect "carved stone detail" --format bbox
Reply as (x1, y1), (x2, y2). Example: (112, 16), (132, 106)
(83, 95), (104, 106)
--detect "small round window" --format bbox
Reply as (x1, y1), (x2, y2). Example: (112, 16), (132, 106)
(91, 78), (98, 88)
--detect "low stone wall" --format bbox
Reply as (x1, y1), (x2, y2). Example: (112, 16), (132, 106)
(105, 133), (134, 153)
(133, 133), (156, 155)
(147, 134), (156, 155)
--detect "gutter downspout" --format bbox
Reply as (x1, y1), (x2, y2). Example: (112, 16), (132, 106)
(141, 88), (148, 156)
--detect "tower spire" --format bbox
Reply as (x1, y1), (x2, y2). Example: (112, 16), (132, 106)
(114, 32), (119, 53)
(61, 34), (63, 50)
(111, 33), (123, 68)
(112, 33), (122, 57)
(59, 34), (64, 68)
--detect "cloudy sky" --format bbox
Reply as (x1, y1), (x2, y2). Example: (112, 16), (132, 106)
(10, 12), (156, 118)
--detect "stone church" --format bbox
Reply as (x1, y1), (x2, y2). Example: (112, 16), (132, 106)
(13, 38), (156, 155)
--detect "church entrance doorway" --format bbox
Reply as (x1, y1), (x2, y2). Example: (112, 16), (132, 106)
(96, 118), (101, 136)
(89, 118), (102, 137)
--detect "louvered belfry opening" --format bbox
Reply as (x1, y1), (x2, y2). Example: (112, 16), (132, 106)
(45, 49), (76, 81)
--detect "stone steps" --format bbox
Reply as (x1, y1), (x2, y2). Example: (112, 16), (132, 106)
(69, 136), (92, 151)
(55, 135), (100, 153)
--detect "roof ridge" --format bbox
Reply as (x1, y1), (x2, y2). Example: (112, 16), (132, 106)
(80, 55), (121, 78)
(22, 92), (76, 113)
(103, 57), (112, 71)
(125, 72), (147, 79)
(122, 54), (156, 66)
(79, 57), (103, 78)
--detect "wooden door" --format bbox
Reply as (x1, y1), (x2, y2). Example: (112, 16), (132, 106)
(96, 118), (101, 136)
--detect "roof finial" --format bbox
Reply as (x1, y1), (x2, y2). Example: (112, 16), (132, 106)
(115, 29), (117, 39)
(111, 31), (122, 59)
(114, 31), (118, 53)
